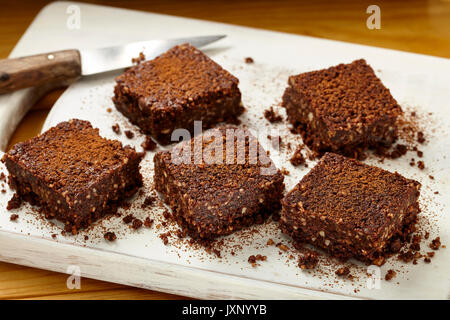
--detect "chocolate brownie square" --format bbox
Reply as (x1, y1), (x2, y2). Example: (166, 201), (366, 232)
(280, 153), (420, 265)
(2, 119), (143, 233)
(282, 59), (402, 158)
(154, 126), (285, 240)
(113, 44), (244, 145)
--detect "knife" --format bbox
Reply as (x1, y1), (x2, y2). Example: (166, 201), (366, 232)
(0, 35), (226, 94)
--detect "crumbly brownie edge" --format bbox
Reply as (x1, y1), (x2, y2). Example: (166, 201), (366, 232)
(154, 152), (284, 240)
(280, 202), (419, 265)
(283, 87), (331, 151)
(279, 153), (421, 265)
(3, 150), (143, 233)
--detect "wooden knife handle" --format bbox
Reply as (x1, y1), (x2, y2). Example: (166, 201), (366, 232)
(0, 49), (82, 94)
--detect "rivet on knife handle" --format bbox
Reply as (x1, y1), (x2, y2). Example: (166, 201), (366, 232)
(0, 49), (82, 94)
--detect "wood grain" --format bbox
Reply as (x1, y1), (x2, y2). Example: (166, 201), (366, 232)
(1, 0), (449, 300)
(0, 50), (81, 94)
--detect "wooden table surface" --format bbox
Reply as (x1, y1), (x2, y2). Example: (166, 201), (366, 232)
(1, 0), (449, 300)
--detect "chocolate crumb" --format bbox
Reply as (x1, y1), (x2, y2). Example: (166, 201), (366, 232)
(84, 235), (89, 241)
(248, 256), (257, 268)
(276, 243), (289, 251)
(122, 214), (134, 224)
(104, 231), (117, 242)
(266, 239), (274, 246)
(290, 145), (306, 166)
(131, 52), (146, 64)
(142, 195), (156, 208)
(424, 257), (431, 263)
(244, 57), (254, 64)
(417, 161), (425, 170)
(144, 217), (154, 228)
(132, 218), (143, 230)
(430, 237), (441, 250)
(248, 254), (266, 267)
(0, 172), (5, 180)
(106, 107), (112, 113)
(417, 131), (425, 144)
(398, 250), (415, 263)
(213, 249), (221, 258)
(124, 130), (134, 139)
(256, 254), (267, 261)
(7, 194), (21, 210)
(9, 214), (19, 221)
(51, 234), (57, 239)
(390, 144), (408, 159)
(160, 232), (170, 245)
(298, 251), (318, 270)
(263, 107), (283, 123)
(385, 269), (397, 281)
(112, 123), (121, 134)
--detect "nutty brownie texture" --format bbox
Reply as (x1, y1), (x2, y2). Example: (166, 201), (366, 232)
(281, 153), (420, 265)
(154, 126), (285, 240)
(282, 59), (402, 158)
(2, 119), (143, 233)
(113, 44), (244, 145)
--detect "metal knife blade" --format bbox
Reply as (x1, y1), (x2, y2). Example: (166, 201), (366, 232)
(80, 35), (226, 76)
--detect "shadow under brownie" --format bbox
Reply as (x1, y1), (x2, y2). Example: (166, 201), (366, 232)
(2, 119), (143, 234)
(154, 126), (285, 240)
(280, 152), (421, 266)
(113, 44), (244, 145)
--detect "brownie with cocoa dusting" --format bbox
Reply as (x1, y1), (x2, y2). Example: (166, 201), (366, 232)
(280, 153), (420, 265)
(154, 126), (285, 240)
(282, 59), (402, 158)
(2, 119), (143, 234)
(113, 44), (244, 145)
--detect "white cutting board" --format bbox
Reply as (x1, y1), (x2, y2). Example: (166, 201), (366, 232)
(0, 1), (449, 300)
